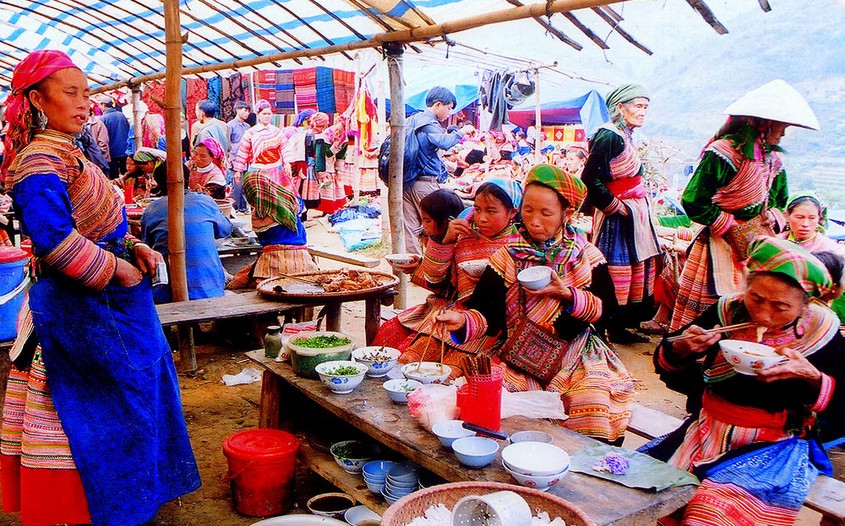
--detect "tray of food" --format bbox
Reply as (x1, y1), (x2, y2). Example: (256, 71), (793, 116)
(257, 268), (399, 300)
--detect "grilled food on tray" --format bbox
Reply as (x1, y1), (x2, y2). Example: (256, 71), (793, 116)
(314, 269), (379, 292)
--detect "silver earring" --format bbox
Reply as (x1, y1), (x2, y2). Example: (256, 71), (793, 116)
(35, 109), (47, 130)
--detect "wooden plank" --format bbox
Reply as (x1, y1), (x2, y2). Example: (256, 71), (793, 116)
(259, 369), (283, 429)
(247, 351), (695, 526)
(807, 476), (845, 524)
(307, 246), (380, 268)
(155, 292), (303, 326)
(628, 403), (683, 439)
(299, 441), (389, 514)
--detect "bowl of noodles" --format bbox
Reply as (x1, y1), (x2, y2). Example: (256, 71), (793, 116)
(719, 339), (785, 375)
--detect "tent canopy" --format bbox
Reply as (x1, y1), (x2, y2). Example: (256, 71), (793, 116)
(508, 89), (608, 137)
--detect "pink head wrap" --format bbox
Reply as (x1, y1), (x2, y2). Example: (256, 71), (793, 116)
(2, 50), (80, 179)
(197, 137), (225, 169)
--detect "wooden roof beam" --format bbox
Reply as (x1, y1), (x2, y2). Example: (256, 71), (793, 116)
(561, 11), (609, 49)
(758, 0), (772, 12)
(684, 0), (728, 35)
(94, 0), (626, 92)
(591, 7), (652, 55)
(504, 0), (583, 51)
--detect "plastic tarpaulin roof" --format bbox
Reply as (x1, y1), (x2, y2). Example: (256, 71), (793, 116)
(508, 89), (608, 137)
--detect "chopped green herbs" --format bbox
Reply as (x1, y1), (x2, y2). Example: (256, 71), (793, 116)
(292, 335), (352, 348)
(325, 365), (361, 376)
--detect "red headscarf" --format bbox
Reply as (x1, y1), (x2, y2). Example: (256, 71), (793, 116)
(1, 50), (80, 180)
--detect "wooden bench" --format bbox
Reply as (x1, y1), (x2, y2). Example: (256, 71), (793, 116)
(628, 403), (845, 526)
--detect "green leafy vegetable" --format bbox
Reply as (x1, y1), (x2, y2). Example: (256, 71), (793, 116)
(292, 335), (352, 348)
(325, 365), (361, 376)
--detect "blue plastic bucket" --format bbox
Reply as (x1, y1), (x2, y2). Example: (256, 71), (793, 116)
(0, 247), (29, 342)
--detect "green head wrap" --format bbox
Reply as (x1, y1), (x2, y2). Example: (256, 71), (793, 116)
(786, 192), (828, 232)
(746, 236), (832, 298)
(606, 84), (650, 120)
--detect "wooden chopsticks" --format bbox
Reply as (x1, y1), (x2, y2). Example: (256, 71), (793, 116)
(665, 322), (757, 342)
(460, 355), (492, 377)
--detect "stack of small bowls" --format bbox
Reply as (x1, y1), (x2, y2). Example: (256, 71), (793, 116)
(380, 464), (420, 505)
(361, 460), (397, 495)
(501, 441), (570, 491)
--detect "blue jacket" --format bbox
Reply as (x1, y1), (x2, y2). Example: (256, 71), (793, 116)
(405, 109), (461, 184)
(141, 191), (232, 303)
(100, 107), (130, 159)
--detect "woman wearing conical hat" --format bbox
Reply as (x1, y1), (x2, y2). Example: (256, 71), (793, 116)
(670, 80), (820, 332)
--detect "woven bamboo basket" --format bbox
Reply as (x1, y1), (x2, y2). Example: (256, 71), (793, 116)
(381, 481), (598, 526)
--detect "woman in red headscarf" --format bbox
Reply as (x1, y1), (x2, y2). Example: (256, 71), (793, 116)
(188, 136), (228, 199)
(0, 50), (200, 526)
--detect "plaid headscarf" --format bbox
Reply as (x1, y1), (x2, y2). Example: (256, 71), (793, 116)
(241, 171), (300, 232)
(133, 147), (167, 163)
(606, 84), (649, 120)
(524, 163), (586, 211)
(197, 137), (225, 169)
(310, 112), (330, 131)
(1, 50), (79, 180)
(746, 236), (832, 298)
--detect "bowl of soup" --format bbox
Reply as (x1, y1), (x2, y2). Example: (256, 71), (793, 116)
(401, 362), (452, 384)
(719, 339), (785, 375)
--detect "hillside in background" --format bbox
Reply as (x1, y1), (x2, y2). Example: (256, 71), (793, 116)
(644, 0), (845, 203)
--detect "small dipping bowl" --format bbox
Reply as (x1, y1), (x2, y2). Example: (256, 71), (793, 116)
(382, 378), (423, 403)
(385, 253), (415, 266)
(517, 266), (553, 290)
(343, 504), (381, 526)
(306, 492), (356, 519)
(508, 430), (553, 444)
(451, 436), (499, 469)
(457, 259), (488, 278)
(432, 419), (476, 449)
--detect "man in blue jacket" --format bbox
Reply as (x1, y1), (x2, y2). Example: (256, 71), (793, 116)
(402, 87), (463, 255)
(98, 97), (130, 179)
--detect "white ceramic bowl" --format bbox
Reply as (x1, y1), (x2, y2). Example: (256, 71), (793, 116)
(343, 504), (381, 525)
(501, 442), (570, 477)
(457, 259), (489, 278)
(401, 362), (452, 384)
(329, 440), (380, 474)
(502, 460), (568, 492)
(315, 361), (368, 394)
(385, 253), (415, 266)
(451, 436), (499, 469)
(719, 339), (785, 375)
(508, 430), (553, 444)
(352, 346), (401, 377)
(431, 419), (476, 449)
(517, 266), (553, 290)
(382, 378), (423, 403)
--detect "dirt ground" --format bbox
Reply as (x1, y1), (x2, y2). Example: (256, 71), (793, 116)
(0, 215), (835, 525)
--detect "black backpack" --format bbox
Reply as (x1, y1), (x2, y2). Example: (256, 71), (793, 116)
(78, 123), (110, 174)
(377, 116), (424, 187)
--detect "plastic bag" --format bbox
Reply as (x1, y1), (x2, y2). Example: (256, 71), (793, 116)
(407, 384), (459, 432)
(501, 390), (568, 420)
(277, 319), (320, 362)
(222, 368), (262, 386)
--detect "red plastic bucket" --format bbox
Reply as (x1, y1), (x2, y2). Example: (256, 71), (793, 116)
(222, 429), (300, 517)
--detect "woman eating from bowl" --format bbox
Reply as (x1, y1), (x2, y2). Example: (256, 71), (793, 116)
(436, 164), (634, 444)
(647, 236), (845, 526)
(377, 181), (521, 376)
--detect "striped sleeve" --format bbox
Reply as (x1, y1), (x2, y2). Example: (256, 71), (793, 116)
(41, 231), (117, 290)
(812, 373), (835, 412)
(710, 211), (735, 237)
(452, 309), (488, 345)
(232, 128), (253, 172)
(421, 239), (455, 285)
(566, 287), (602, 323)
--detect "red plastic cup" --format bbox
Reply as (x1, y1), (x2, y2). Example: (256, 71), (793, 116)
(457, 365), (503, 431)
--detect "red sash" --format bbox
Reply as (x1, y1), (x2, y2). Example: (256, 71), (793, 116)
(605, 175), (642, 197)
(703, 391), (788, 429)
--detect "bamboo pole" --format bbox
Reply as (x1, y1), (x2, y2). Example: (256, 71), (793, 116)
(131, 88), (143, 154)
(94, 0), (625, 93)
(534, 68), (543, 163)
(384, 42), (408, 310)
(163, 0), (193, 373)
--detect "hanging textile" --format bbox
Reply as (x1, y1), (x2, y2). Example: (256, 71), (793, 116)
(334, 69), (356, 114)
(315, 66), (336, 114)
(207, 74), (223, 119)
(221, 72), (243, 122)
(275, 70), (296, 115)
(293, 67), (318, 111)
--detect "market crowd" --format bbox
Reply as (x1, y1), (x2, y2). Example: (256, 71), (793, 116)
(0, 48), (842, 526)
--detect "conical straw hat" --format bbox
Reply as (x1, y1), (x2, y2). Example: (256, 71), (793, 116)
(724, 79), (819, 130)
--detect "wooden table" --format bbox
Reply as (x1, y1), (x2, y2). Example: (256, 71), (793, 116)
(157, 288), (393, 372)
(247, 351), (696, 525)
